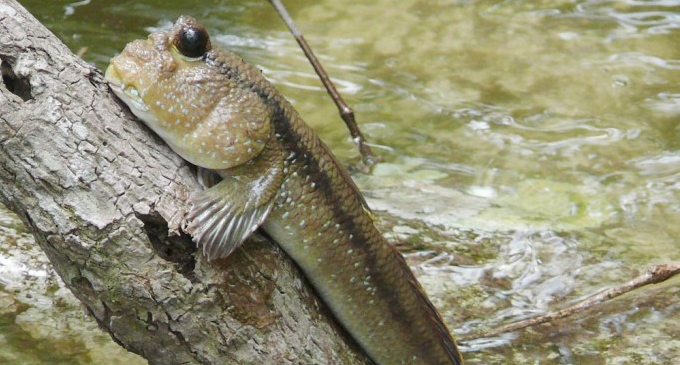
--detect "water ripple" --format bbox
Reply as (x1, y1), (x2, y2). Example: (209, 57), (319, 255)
(575, 0), (680, 36)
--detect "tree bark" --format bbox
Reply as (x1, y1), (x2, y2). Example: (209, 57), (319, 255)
(0, 1), (372, 364)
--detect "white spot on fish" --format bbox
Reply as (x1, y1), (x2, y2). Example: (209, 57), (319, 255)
(347, 249), (353, 254)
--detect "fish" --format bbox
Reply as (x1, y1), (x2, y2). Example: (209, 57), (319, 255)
(104, 15), (463, 365)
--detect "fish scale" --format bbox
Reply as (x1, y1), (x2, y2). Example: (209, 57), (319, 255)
(105, 15), (463, 365)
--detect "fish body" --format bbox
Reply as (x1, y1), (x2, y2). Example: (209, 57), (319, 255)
(105, 16), (463, 365)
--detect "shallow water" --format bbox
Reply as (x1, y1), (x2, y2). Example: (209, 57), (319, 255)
(2, 0), (679, 364)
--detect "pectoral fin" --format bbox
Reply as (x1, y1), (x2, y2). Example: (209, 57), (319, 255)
(186, 155), (283, 261)
(196, 167), (222, 189)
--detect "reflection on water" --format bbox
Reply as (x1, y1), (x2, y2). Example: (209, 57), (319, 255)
(6, 0), (680, 364)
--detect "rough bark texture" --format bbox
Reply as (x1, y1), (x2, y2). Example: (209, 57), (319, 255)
(0, 1), (372, 364)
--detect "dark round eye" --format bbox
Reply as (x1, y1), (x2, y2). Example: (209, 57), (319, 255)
(175, 26), (210, 58)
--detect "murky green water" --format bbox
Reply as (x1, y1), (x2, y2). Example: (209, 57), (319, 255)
(2, 0), (679, 364)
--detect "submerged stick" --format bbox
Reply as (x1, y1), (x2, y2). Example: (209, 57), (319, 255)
(460, 262), (680, 342)
(267, 0), (377, 167)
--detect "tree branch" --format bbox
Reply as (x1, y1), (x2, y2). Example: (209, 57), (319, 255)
(267, 0), (377, 168)
(460, 262), (680, 342)
(0, 1), (372, 364)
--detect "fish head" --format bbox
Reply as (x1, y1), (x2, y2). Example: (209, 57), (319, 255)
(105, 15), (270, 169)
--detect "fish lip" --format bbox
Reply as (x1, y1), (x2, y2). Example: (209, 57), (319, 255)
(104, 63), (123, 88)
(106, 79), (125, 94)
(104, 64), (150, 113)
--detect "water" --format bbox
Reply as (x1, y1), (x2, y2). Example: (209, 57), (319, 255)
(3, 0), (679, 364)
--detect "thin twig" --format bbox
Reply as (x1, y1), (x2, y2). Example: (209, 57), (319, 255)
(76, 46), (88, 58)
(460, 262), (680, 342)
(267, 0), (377, 168)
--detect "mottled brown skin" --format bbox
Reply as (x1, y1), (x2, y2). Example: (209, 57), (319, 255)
(263, 108), (463, 365)
(105, 16), (463, 365)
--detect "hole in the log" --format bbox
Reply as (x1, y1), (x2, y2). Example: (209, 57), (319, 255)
(1, 56), (32, 101)
(137, 213), (197, 281)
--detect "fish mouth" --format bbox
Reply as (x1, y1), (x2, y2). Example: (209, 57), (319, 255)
(104, 64), (149, 113)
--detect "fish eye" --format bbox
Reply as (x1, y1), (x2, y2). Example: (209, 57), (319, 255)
(175, 26), (210, 58)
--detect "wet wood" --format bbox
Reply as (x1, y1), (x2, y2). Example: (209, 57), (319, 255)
(0, 1), (372, 364)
